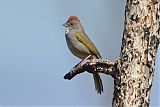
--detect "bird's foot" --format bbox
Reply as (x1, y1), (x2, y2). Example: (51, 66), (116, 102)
(79, 55), (92, 67)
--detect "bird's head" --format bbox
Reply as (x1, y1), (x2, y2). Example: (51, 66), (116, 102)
(63, 16), (83, 31)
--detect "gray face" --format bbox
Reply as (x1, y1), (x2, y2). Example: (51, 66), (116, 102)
(63, 19), (84, 33)
(67, 20), (79, 30)
(63, 21), (79, 34)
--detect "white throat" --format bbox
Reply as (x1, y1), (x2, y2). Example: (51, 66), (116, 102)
(65, 27), (70, 34)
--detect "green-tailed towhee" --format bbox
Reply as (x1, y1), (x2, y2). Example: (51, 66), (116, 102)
(63, 16), (103, 94)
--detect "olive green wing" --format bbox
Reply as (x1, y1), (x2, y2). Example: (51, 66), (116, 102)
(75, 32), (101, 58)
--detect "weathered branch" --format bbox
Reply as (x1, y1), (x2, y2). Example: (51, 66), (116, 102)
(64, 59), (115, 80)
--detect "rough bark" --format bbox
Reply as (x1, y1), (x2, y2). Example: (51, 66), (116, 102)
(64, 59), (115, 80)
(64, 0), (160, 107)
(112, 0), (160, 107)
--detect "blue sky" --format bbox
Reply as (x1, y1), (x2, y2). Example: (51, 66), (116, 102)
(0, 0), (159, 107)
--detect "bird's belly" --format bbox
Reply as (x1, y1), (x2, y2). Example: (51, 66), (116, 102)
(66, 38), (91, 59)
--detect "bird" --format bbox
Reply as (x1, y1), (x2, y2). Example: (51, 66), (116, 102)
(63, 16), (103, 94)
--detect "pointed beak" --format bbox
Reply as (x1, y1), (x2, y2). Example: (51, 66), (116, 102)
(62, 23), (68, 27)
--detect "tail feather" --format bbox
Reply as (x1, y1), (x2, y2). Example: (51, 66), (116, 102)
(93, 73), (103, 94)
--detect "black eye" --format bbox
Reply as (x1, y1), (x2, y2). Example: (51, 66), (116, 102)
(70, 23), (73, 26)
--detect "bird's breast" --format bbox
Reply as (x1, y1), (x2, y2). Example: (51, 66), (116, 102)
(65, 32), (91, 59)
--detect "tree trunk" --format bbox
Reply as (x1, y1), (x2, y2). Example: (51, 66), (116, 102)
(64, 0), (160, 107)
(112, 0), (159, 106)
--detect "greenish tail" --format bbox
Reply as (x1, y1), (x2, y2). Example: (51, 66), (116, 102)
(93, 72), (103, 94)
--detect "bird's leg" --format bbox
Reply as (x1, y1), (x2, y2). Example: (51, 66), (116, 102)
(85, 55), (92, 60)
(64, 55), (92, 80)
(82, 55), (92, 62)
(79, 55), (92, 67)
(71, 55), (91, 69)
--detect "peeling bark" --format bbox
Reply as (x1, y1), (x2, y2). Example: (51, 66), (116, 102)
(64, 0), (159, 107)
